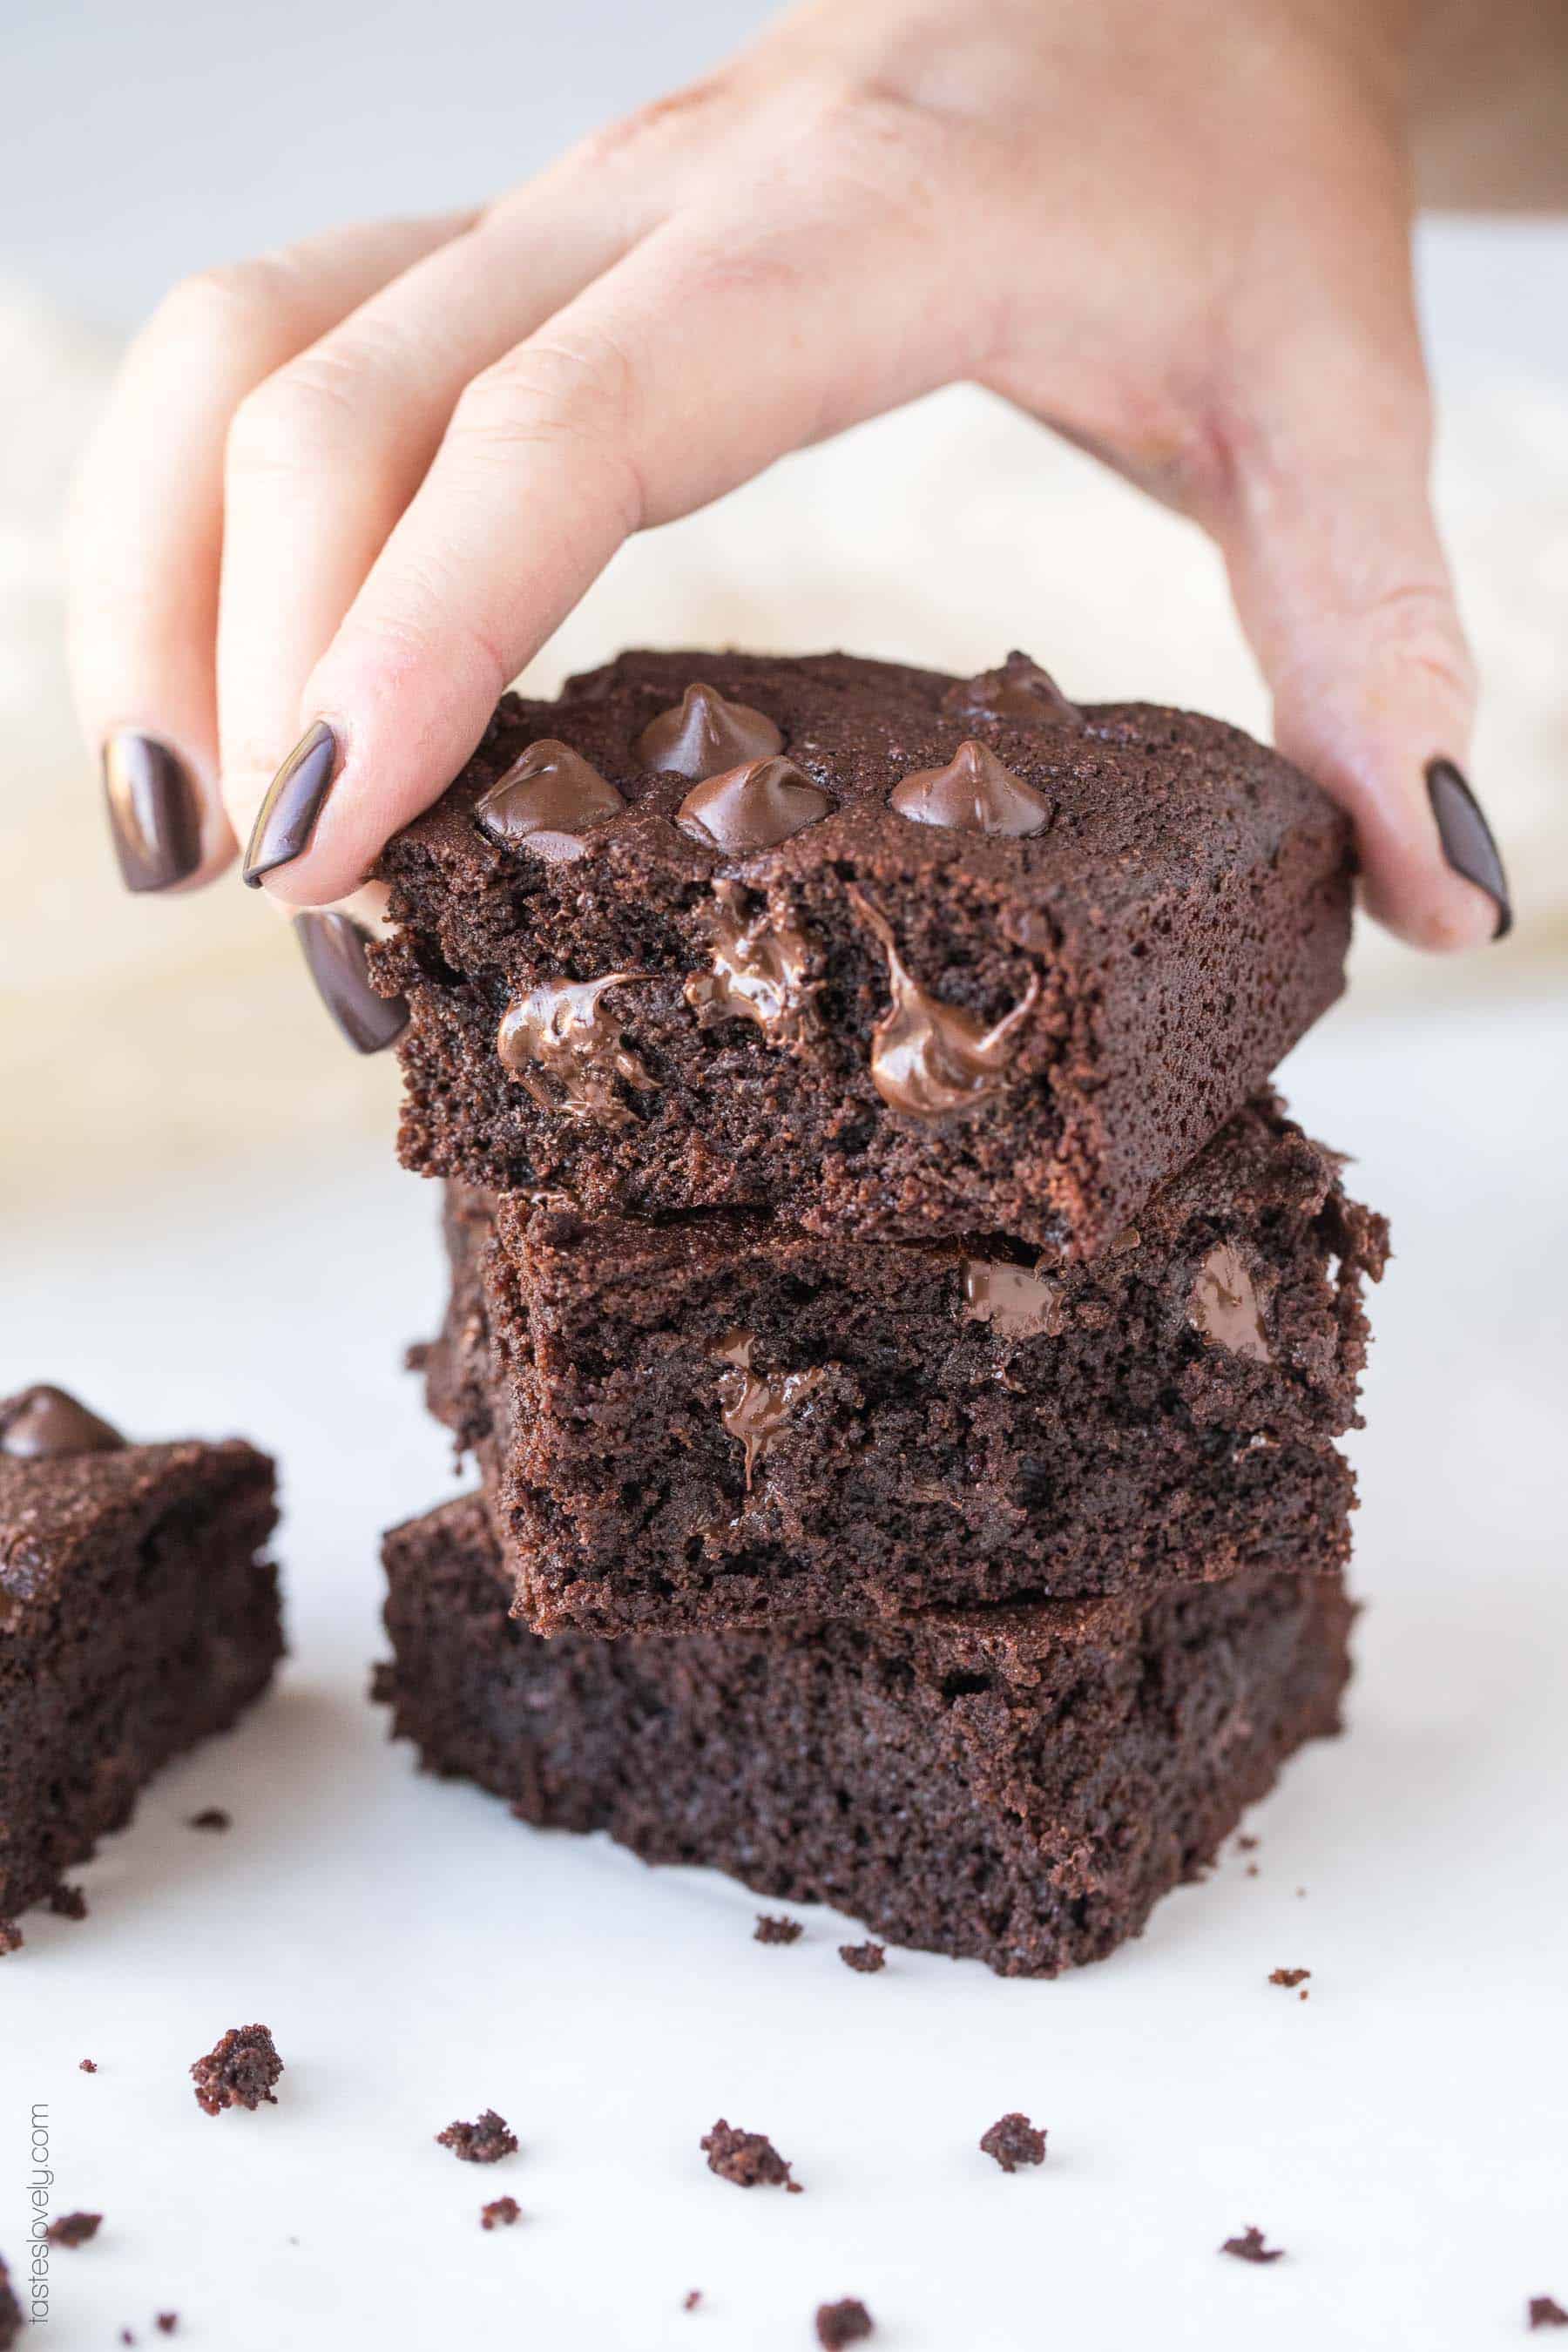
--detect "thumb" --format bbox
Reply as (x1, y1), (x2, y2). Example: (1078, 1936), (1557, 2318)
(1216, 349), (1510, 950)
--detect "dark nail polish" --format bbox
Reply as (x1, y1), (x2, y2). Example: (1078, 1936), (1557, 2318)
(244, 720), (339, 887)
(293, 911), (408, 1054)
(1426, 757), (1511, 940)
(101, 733), (203, 891)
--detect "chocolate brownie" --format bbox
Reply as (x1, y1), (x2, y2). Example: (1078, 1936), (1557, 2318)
(815, 2300), (874, 2348)
(0, 1389), (281, 1924)
(191, 2024), (284, 2115)
(979, 2114), (1047, 2171)
(377, 1495), (1353, 1977)
(373, 651), (1350, 1258)
(422, 1098), (1384, 1632)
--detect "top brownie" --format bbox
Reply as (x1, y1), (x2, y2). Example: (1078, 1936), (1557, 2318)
(374, 650), (1351, 1254)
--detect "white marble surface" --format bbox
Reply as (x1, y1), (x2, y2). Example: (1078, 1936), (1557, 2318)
(1, 985), (1565, 2351)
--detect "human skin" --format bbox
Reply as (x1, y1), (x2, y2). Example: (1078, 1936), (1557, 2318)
(70, 0), (1532, 972)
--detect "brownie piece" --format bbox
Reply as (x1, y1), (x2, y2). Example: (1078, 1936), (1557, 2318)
(436, 2110), (517, 2164)
(980, 2114), (1047, 2171)
(423, 1098), (1384, 1633)
(816, 2300), (874, 2348)
(377, 1495), (1353, 1978)
(701, 2120), (798, 2189)
(191, 2024), (284, 2115)
(373, 651), (1350, 1257)
(0, 1390), (281, 1924)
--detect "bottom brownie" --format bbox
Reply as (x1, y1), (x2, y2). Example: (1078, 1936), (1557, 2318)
(0, 1389), (283, 1925)
(377, 1495), (1351, 1977)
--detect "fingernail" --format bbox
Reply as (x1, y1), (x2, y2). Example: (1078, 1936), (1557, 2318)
(1426, 757), (1511, 941)
(101, 733), (203, 892)
(244, 720), (339, 887)
(293, 911), (408, 1054)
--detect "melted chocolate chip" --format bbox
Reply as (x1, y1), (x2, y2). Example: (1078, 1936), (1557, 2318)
(848, 889), (1039, 1120)
(635, 682), (782, 781)
(889, 740), (1053, 838)
(0, 1385), (126, 1460)
(476, 740), (625, 859)
(675, 756), (831, 852)
(1189, 1242), (1273, 1364)
(710, 1330), (827, 1490)
(943, 651), (1079, 725)
(961, 1259), (1066, 1340)
(497, 975), (657, 1128)
(684, 882), (817, 1044)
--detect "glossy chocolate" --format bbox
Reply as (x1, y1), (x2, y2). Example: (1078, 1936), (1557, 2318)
(960, 1258), (1067, 1340)
(849, 889), (1040, 1119)
(476, 740), (626, 860)
(889, 740), (1054, 838)
(634, 682), (782, 781)
(675, 756), (831, 852)
(943, 651), (1079, 726)
(497, 974), (656, 1128)
(1188, 1242), (1272, 1364)
(294, 911), (409, 1055)
(0, 1385), (126, 1459)
(685, 881), (816, 1044)
(243, 720), (339, 887)
(101, 733), (203, 892)
(710, 1330), (827, 1490)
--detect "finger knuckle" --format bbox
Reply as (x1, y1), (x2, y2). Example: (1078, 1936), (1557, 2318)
(146, 256), (294, 353)
(226, 350), (367, 479)
(452, 332), (644, 523)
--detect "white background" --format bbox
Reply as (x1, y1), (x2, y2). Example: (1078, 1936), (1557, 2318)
(2, 2), (1566, 2345)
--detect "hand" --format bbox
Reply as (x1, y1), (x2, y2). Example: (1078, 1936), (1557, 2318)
(69, 0), (1511, 950)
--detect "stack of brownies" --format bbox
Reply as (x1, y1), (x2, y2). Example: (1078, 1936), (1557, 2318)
(370, 649), (1386, 1977)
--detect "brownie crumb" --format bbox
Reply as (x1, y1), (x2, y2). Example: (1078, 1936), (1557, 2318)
(816, 2297), (875, 2347)
(701, 2119), (798, 2190)
(437, 2109), (518, 2165)
(0, 2255), (21, 2351)
(190, 2023), (283, 2115)
(980, 2113), (1047, 2173)
(119, 2333), (134, 2347)
(1268, 1967), (1310, 1990)
(369, 1659), (396, 1705)
(0, 1920), (22, 1958)
(79, 2059), (98, 2074)
(480, 2196), (521, 2229)
(156, 2317), (179, 2336)
(754, 1915), (803, 1946)
(46, 2211), (102, 2248)
(187, 1808), (232, 1833)
(49, 1882), (88, 1920)
(838, 1943), (885, 1974)
(1530, 2298), (1568, 2330)
(1237, 1835), (1260, 1852)
(1220, 2226), (1284, 2264)
(683, 2289), (702, 2312)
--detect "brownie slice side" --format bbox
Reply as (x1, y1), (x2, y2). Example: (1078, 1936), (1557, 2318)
(377, 1494), (1352, 1978)
(375, 651), (1350, 1256)
(421, 1098), (1385, 1633)
(0, 1439), (282, 1920)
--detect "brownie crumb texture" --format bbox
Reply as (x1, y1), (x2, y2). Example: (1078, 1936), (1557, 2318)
(480, 2196), (521, 2230)
(0, 2255), (20, 2352)
(980, 2113), (1047, 2173)
(191, 2024), (283, 2116)
(838, 1943), (886, 1974)
(437, 2109), (518, 2165)
(816, 2298), (875, 2348)
(683, 2290), (702, 2313)
(701, 2119), (799, 2191)
(0, 1921), (22, 1958)
(1221, 2227), (1285, 2265)
(1530, 2298), (1568, 2331)
(157, 2316), (179, 2335)
(754, 1914), (803, 1946)
(187, 1808), (232, 1833)
(1268, 1967), (1310, 1990)
(49, 1882), (88, 1920)
(79, 2059), (98, 2074)
(46, 2211), (102, 2248)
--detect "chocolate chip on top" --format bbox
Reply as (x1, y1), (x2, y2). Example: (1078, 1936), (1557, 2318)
(889, 740), (1054, 838)
(635, 681), (782, 781)
(676, 756), (832, 853)
(476, 740), (625, 859)
(943, 650), (1079, 724)
(0, 1385), (126, 1460)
